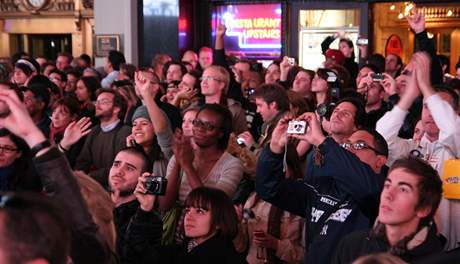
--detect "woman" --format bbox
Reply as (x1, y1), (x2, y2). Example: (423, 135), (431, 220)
(234, 143), (305, 264)
(75, 76), (99, 123)
(159, 104), (244, 245)
(265, 61), (281, 84)
(0, 129), (41, 192)
(292, 69), (315, 102)
(311, 68), (341, 108)
(50, 96), (91, 167)
(13, 58), (39, 86)
(126, 105), (173, 177)
(161, 187), (244, 263)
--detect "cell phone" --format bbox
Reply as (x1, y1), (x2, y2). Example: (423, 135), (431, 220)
(130, 139), (139, 147)
(371, 73), (384, 82)
(357, 38), (368, 46)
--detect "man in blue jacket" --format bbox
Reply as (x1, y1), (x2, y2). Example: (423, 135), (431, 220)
(256, 106), (388, 264)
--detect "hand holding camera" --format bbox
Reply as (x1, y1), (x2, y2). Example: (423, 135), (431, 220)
(289, 112), (326, 147)
(134, 172), (163, 212)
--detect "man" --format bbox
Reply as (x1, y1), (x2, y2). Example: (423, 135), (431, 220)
(109, 147), (162, 263)
(181, 50), (198, 71)
(238, 83), (288, 150)
(49, 69), (67, 95)
(151, 53), (172, 82)
(198, 46), (213, 70)
(356, 66), (389, 129)
(239, 69), (264, 141)
(333, 156), (443, 263)
(56, 52), (73, 71)
(327, 97), (366, 144)
(101, 50), (126, 88)
(385, 53), (403, 79)
(65, 69), (80, 94)
(256, 110), (388, 264)
(164, 61), (187, 85)
(231, 59), (251, 84)
(24, 78), (52, 137)
(377, 52), (460, 249)
(75, 88), (131, 187)
(201, 65), (247, 134)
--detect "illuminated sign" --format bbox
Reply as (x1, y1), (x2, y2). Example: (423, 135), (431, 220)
(212, 3), (282, 59)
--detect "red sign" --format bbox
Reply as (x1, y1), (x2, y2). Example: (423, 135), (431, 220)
(385, 35), (403, 57)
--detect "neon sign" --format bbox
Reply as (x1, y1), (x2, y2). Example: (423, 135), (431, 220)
(212, 3), (282, 59)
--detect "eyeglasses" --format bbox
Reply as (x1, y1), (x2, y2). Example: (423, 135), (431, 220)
(192, 119), (220, 131)
(200, 76), (223, 82)
(95, 99), (113, 105)
(0, 145), (18, 154)
(341, 140), (384, 155)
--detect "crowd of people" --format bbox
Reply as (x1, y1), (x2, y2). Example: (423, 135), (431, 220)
(0, 8), (459, 264)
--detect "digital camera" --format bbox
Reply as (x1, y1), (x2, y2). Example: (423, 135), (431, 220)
(371, 73), (384, 82)
(287, 57), (295, 66)
(357, 38), (368, 46)
(144, 176), (168, 195)
(287, 120), (307, 134)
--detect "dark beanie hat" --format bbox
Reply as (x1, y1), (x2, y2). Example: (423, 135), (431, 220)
(131, 105), (150, 123)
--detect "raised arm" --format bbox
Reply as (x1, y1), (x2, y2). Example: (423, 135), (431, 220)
(135, 71), (171, 135)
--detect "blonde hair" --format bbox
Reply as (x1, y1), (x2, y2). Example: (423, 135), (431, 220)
(206, 65), (230, 94)
(74, 171), (116, 252)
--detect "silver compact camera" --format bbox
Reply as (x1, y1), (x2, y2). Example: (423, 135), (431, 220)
(287, 57), (295, 66)
(287, 120), (307, 134)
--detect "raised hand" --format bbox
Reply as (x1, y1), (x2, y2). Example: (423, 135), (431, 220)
(172, 129), (194, 167)
(0, 88), (45, 147)
(134, 172), (157, 212)
(291, 112), (326, 147)
(411, 52), (431, 94)
(60, 117), (92, 150)
(134, 71), (160, 101)
(279, 56), (292, 81)
(407, 6), (425, 34)
(126, 134), (136, 147)
(357, 72), (372, 95)
(216, 24), (227, 38)
(380, 73), (397, 96)
(269, 115), (290, 154)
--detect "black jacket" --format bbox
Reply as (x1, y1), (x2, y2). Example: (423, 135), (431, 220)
(256, 138), (385, 264)
(34, 147), (115, 263)
(113, 199), (163, 264)
(160, 234), (245, 264)
(332, 224), (443, 264)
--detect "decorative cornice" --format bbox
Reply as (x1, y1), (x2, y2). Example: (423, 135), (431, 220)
(0, 0), (94, 16)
